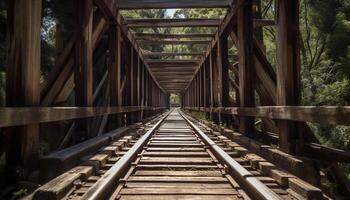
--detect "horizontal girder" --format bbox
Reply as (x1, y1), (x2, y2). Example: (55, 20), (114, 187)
(135, 33), (215, 39)
(116, 0), (233, 9)
(125, 18), (222, 28)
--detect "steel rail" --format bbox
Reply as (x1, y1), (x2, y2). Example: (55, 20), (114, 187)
(180, 111), (282, 200)
(80, 110), (171, 200)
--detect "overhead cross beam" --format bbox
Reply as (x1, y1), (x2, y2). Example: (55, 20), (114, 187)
(116, 0), (233, 9)
(143, 52), (205, 57)
(125, 18), (222, 27)
(135, 33), (215, 39)
(127, 18), (273, 28)
(150, 67), (197, 72)
(146, 59), (199, 64)
(139, 40), (210, 45)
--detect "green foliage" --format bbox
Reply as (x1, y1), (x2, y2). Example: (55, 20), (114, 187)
(297, 0), (350, 186)
(12, 188), (27, 199)
(169, 93), (180, 105)
(258, 1), (350, 184)
(189, 110), (208, 121)
(314, 79), (350, 105)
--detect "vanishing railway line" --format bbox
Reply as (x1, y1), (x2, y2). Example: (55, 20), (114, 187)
(31, 109), (325, 200)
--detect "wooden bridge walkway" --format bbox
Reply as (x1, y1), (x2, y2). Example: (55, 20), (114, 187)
(31, 109), (324, 200)
(1, 0), (350, 199)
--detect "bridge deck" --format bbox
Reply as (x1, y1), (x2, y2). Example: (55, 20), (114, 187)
(31, 109), (325, 200)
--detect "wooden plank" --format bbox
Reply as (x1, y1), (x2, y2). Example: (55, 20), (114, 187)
(33, 166), (93, 199)
(276, 0), (301, 154)
(129, 47), (135, 122)
(5, 0), (42, 178)
(203, 61), (208, 107)
(209, 53), (214, 109)
(288, 178), (323, 199)
(137, 57), (141, 121)
(150, 66), (197, 70)
(254, 19), (275, 27)
(135, 33), (214, 39)
(0, 106), (165, 128)
(304, 143), (350, 163)
(125, 18), (222, 27)
(146, 147), (204, 151)
(124, 182), (233, 189)
(139, 40), (210, 45)
(74, 0), (94, 141)
(183, 106), (350, 125)
(115, 0), (233, 9)
(127, 18), (265, 28)
(153, 72), (196, 76)
(120, 188), (237, 195)
(134, 170), (222, 176)
(146, 60), (199, 64)
(219, 34), (230, 108)
(119, 195), (239, 200)
(108, 25), (122, 128)
(237, 0), (255, 137)
(127, 176), (228, 183)
(143, 52), (204, 57)
(142, 152), (208, 157)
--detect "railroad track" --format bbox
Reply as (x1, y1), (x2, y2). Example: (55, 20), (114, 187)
(32, 109), (326, 200)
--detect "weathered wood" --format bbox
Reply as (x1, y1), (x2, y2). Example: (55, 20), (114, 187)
(41, 12), (108, 106)
(203, 61), (208, 107)
(125, 18), (222, 27)
(237, 0), (255, 137)
(305, 143), (350, 163)
(5, 0), (42, 179)
(115, 0), (233, 9)
(139, 40), (210, 45)
(183, 0), (240, 92)
(150, 65), (197, 69)
(40, 33), (77, 103)
(219, 35), (230, 108)
(276, 0), (301, 154)
(153, 72), (196, 76)
(143, 52), (204, 57)
(0, 107), (165, 128)
(209, 53), (214, 109)
(120, 188), (237, 195)
(137, 57), (141, 121)
(94, 1), (165, 92)
(183, 106), (350, 125)
(34, 166), (94, 199)
(146, 60), (200, 64)
(127, 18), (273, 28)
(151, 67), (196, 72)
(74, 0), (94, 142)
(108, 25), (122, 128)
(254, 19), (275, 27)
(135, 33), (214, 39)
